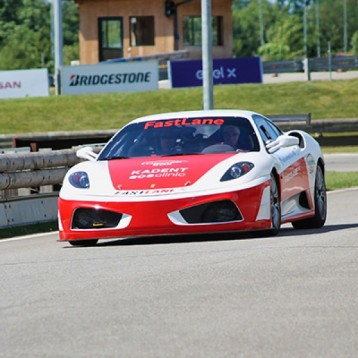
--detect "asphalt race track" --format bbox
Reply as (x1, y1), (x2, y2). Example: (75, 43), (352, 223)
(1, 187), (358, 358)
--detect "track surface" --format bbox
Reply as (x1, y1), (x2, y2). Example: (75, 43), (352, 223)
(1, 189), (358, 357)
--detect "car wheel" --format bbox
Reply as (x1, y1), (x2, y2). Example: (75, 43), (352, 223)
(68, 240), (98, 247)
(292, 164), (327, 229)
(252, 174), (281, 238)
(269, 174), (281, 235)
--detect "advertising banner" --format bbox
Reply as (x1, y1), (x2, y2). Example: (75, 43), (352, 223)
(61, 61), (159, 95)
(169, 57), (263, 88)
(0, 69), (49, 99)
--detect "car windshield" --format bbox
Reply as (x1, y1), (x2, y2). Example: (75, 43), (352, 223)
(98, 116), (260, 160)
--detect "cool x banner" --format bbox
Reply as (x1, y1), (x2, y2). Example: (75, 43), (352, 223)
(169, 57), (263, 88)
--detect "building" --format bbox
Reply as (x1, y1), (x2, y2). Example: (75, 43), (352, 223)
(75, 0), (233, 64)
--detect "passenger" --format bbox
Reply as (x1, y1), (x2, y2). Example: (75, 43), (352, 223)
(222, 125), (241, 149)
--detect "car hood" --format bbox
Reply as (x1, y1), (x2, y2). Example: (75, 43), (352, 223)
(108, 154), (234, 190)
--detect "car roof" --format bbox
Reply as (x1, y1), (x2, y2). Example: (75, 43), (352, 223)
(129, 109), (261, 124)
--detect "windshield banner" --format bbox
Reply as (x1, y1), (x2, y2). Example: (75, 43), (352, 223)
(169, 57), (263, 88)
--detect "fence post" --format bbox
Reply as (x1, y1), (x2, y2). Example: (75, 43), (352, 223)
(303, 58), (311, 81)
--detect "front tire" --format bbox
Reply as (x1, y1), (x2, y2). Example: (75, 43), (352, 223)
(292, 164), (327, 229)
(68, 240), (98, 247)
(253, 174), (281, 237)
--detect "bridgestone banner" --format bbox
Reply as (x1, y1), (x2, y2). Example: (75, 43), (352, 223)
(61, 62), (159, 95)
(0, 69), (49, 99)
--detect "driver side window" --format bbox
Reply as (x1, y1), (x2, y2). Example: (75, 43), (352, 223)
(253, 115), (283, 144)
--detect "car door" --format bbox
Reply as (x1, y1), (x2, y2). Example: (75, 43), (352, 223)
(253, 115), (309, 211)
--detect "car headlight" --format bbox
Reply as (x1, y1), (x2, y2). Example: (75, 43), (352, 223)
(69, 171), (90, 189)
(220, 162), (254, 182)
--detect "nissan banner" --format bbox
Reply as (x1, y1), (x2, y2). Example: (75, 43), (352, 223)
(61, 61), (159, 95)
(169, 57), (263, 88)
(0, 69), (49, 99)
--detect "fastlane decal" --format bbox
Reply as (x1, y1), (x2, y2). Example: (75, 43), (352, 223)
(144, 118), (224, 129)
(115, 188), (176, 196)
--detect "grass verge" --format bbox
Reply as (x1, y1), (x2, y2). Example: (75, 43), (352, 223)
(0, 221), (58, 240)
(325, 171), (358, 191)
(0, 79), (357, 134)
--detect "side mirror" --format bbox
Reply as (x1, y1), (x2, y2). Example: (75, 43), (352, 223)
(76, 146), (98, 161)
(266, 135), (299, 154)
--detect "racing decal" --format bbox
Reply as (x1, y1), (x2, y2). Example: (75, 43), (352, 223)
(306, 154), (316, 174)
(282, 165), (301, 185)
(115, 188), (176, 196)
(280, 157), (310, 203)
(108, 154), (233, 190)
(141, 160), (188, 167)
(276, 149), (299, 165)
(144, 118), (224, 129)
(129, 167), (188, 180)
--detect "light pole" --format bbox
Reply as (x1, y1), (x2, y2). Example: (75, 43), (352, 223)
(315, 0), (320, 57)
(343, 0), (347, 53)
(201, 0), (213, 110)
(303, 0), (308, 59)
(259, 0), (264, 46)
(53, 0), (63, 95)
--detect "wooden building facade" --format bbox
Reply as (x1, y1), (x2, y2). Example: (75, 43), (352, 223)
(75, 0), (233, 64)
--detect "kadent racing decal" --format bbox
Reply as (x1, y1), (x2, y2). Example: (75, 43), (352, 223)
(108, 154), (233, 190)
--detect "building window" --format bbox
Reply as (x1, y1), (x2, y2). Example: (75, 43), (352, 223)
(183, 16), (223, 46)
(98, 17), (123, 61)
(130, 16), (155, 46)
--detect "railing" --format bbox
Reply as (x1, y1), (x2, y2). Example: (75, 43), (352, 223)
(0, 149), (79, 191)
(1, 117), (357, 191)
(261, 56), (358, 80)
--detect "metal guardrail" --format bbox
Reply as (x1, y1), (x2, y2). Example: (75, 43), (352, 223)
(262, 56), (358, 75)
(308, 56), (358, 72)
(263, 60), (304, 74)
(0, 149), (79, 190)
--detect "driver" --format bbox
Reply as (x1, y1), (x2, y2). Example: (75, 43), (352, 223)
(156, 128), (181, 155)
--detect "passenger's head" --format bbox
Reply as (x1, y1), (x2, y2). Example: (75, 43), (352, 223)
(222, 125), (240, 148)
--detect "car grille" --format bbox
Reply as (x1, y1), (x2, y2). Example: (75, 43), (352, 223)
(72, 208), (123, 229)
(179, 200), (242, 224)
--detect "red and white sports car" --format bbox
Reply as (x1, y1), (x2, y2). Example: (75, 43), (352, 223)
(58, 110), (327, 246)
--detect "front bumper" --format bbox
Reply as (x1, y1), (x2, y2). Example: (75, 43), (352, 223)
(58, 181), (271, 242)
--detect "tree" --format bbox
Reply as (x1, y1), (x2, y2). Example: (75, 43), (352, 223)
(258, 14), (304, 60)
(232, 0), (283, 57)
(352, 31), (358, 55)
(0, 0), (79, 71)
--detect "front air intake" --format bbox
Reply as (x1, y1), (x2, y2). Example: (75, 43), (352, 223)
(180, 200), (242, 224)
(72, 208), (122, 229)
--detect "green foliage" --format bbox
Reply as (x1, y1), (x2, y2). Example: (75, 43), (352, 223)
(261, 14), (304, 60)
(0, 0), (78, 71)
(351, 31), (358, 55)
(233, 0), (358, 58)
(326, 172), (358, 191)
(258, 43), (291, 61)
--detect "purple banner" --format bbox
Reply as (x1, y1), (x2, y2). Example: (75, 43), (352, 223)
(169, 57), (263, 88)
